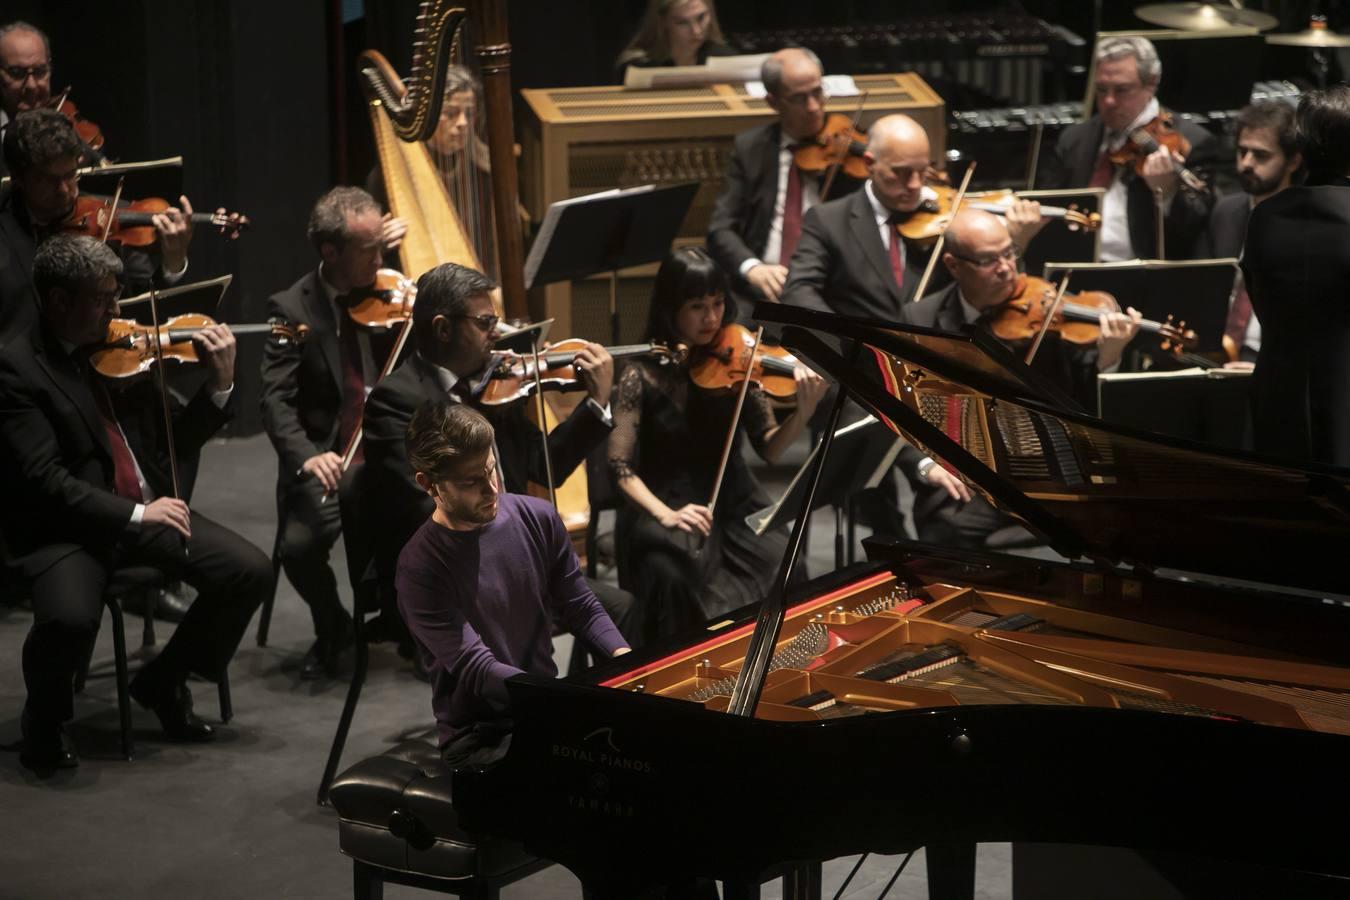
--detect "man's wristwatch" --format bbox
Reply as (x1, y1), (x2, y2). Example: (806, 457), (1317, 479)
(916, 457), (937, 481)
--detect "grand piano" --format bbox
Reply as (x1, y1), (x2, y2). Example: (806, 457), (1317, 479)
(452, 304), (1350, 898)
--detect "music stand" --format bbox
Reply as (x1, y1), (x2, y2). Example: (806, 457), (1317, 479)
(493, 318), (554, 354)
(746, 415), (903, 569)
(118, 274), (232, 325)
(77, 156), (186, 203)
(1098, 367), (1253, 451)
(1014, 188), (1104, 277)
(524, 182), (699, 344)
(1043, 258), (1236, 356)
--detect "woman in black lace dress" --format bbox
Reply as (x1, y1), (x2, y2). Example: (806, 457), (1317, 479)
(608, 248), (827, 642)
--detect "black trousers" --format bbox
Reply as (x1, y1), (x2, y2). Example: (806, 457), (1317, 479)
(277, 478), (348, 640)
(22, 511), (272, 724)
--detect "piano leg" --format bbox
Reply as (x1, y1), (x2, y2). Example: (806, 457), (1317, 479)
(353, 860), (383, 900)
(782, 862), (823, 900)
(926, 842), (976, 900)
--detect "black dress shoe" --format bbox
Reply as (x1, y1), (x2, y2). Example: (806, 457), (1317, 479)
(299, 640), (328, 680)
(300, 627), (355, 680)
(19, 709), (79, 771)
(129, 677), (215, 742)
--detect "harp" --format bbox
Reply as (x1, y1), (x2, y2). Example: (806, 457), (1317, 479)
(359, 1), (590, 553)
(357, 0), (527, 319)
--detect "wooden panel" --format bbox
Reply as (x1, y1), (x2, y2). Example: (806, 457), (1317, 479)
(519, 73), (946, 339)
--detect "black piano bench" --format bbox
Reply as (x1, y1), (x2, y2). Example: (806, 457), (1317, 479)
(328, 739), (551, 899)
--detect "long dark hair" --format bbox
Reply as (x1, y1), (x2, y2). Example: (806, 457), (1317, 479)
(644, 246), (734, 345)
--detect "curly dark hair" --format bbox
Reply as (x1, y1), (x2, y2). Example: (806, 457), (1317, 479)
(406, 399), (495, 479)
(2, 108), (81, 177)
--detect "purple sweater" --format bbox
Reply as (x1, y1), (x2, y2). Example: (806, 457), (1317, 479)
(396, 493), (625, 747)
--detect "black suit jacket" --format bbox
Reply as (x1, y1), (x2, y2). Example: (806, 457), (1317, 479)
(707, 122), (863, 301)
(1036, 113), (1219, 260)
(0, 187), (170, 345)
(907, 282), (1100, 410)
(259, 270), (347, 485)
(1241, 180), (1350, 468)
(0, 324), (233, 576)
(361, 351), (613, 579)
(780, 187), (937, 323)
(1197, 191), (1251, 259)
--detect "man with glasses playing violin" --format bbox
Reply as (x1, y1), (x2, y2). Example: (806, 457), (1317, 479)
(0, 235), (271, 772)
(1035, 35), (1217, 261)
(361, 262), (637, 649)
(903, 208), (1141, 548)
(260, 186), (394, 680)
(707, 46), (864, 308)
(0, 108), (197, 340)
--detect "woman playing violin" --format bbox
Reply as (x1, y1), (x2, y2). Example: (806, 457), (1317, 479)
(609, 247), (826, 643)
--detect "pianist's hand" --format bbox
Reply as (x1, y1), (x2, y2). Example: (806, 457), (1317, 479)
(660, 503), (712, 537)
(926, 465), (972, 504)
(747, 263), (789, 302)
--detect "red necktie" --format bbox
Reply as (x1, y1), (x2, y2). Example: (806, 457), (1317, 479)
(1224, 278), (1254, 351)
(1089, 148), (1115, 188)
(89, 374), (146, 501)
(337, 321), (366, 463)
(888, 226), (905, 292)
(779, 161), (803, 266)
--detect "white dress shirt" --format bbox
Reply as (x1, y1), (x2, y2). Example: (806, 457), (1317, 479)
(1097, 98), (1176, 262)
(741, 131), (823, 275)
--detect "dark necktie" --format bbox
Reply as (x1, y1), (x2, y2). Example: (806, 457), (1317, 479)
(82, 358), (146, 501)
(885, 210), (910, 291)
(779, 154), (804, 266)
(335, 303), (366, 459)
(1089, 137), (1118, 189)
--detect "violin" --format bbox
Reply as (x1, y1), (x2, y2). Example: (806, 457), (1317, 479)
(346, 268), (417, 330)
(1108, 113), (1208, 194)
(478, 339), (686, 406)
(690, 323), (802, 400)
(91, 313), (307, 380)
(901, 184), (1102, 246)
(64, 195), (250, 246)
(793, 113), (869, 180)
(51, 90), (107, 158)
(987, 274), (1197, 354)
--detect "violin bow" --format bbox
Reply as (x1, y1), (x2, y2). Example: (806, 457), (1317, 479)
(100, 176), (127, 244)
(911, 161), (977, 302)
(146, 286), (188, 557)
(696, 325), (764, 559)
(528, 337), (558, 508)
(324, 309), (417, 503)
(1024, 270), (1071, 366)
(819, 90), (869, 203)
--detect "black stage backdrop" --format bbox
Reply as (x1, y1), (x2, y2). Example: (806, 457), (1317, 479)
(8, 0), (331, 437)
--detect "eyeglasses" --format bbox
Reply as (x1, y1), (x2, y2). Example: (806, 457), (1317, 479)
(453, 313), (499, 332)
(950, 246), (1019, 270)
(1, 64), (51, 83)
(779, 85), (828, 108)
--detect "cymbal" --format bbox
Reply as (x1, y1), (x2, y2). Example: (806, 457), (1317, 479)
(1267, 17), (1350, 48)
(1134, 2), (1279, 32)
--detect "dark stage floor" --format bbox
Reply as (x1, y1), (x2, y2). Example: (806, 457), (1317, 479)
(0, 433), (1014, 899)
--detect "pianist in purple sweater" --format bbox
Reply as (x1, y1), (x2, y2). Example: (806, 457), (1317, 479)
(396, 400), (630, 762)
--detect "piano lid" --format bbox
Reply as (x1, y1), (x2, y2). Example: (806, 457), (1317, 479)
(756, 302), (1350, 597)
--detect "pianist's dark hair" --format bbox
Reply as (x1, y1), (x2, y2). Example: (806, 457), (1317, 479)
(2, 108), (80, 177)
(1236, 100), (1299, 160)
(406, 399), (495, 479)
(413, 262), (498, 354)
(1296, 85), (1350, 184)
(644, 246), (734, 346)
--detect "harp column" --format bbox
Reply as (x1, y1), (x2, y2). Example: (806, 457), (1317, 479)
(471, 0), (528, 322)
